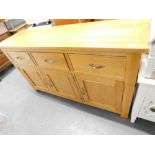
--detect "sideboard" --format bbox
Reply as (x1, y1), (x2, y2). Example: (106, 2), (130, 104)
(0, 20), (151, 118)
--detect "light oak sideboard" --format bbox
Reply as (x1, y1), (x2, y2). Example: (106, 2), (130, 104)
(0, 20), (151, 118)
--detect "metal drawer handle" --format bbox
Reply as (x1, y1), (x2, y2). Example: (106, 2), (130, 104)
(86, 64), (104, 69)
(41, 78), (46, 85)
(16, 56), (24, 60)
(44, 59), (54, 64)
(150, 106), (155, 112)
(81, 87), (85, 95)
(48, 78), (54, 87)
(38, 73), (47, 85)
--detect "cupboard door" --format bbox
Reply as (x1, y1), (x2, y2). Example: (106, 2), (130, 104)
(41, 70), (81, 101)
(76, 73), (124, 114)
(19, 67), (48, 91)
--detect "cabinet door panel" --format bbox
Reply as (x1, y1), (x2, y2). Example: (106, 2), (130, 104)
(19, 68), (48, 91)
(41, 70), (81, 100)
(76, 73), (124, 113)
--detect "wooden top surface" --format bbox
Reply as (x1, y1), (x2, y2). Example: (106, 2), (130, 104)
(0, 20), (151, 51)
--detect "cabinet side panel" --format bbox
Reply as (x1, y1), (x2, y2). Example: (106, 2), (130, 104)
(121, 53), (141, 118)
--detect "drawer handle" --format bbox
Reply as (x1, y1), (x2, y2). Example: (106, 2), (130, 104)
(16, 56), (24, 60)
(41, 78), (47, 85)
(81, 87), (85, 95)
(150, 106), (155, 112)
(44, 59), (54, 64)
(48, 78), (54, 87)
(87, 64), (104, 69)
(39, 73), (47, 85)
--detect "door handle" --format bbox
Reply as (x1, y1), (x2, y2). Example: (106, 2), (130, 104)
(37, 72), (47, 85)
(81, 87), (85, 95)
(48, 78), (54, 87)
(150, 106), (155, 112)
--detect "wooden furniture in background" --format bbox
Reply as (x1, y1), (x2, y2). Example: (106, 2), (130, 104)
(94, 19), (115, 21)
(52, 19), (93, 26)
(0, 19), (6, 23)
(0, 25), (11, 72)
(0, 20), (151, 118)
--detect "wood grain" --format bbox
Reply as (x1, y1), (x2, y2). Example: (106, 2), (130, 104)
(68, 54), (126, 80)
(0, 19), (151, 118)
(0, 20), (151, 51)
(121, 53), (141, 118)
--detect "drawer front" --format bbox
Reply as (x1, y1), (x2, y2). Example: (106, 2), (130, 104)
(31, 52), (69, 70)
(139, 86), (155, 122)
(69, 54), (126, 79)
(7, 51), (34, 66)
(139, 102), (155, 122)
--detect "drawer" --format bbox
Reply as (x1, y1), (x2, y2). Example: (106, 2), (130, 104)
(138, 86), (155, 122)
(31, 52), (69, 70)
(7, 51), (34, 66)
(69, 54), (126, 79)
(139, 101), (155, 122)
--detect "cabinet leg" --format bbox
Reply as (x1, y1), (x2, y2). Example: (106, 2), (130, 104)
(131, 116), (136, 123)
